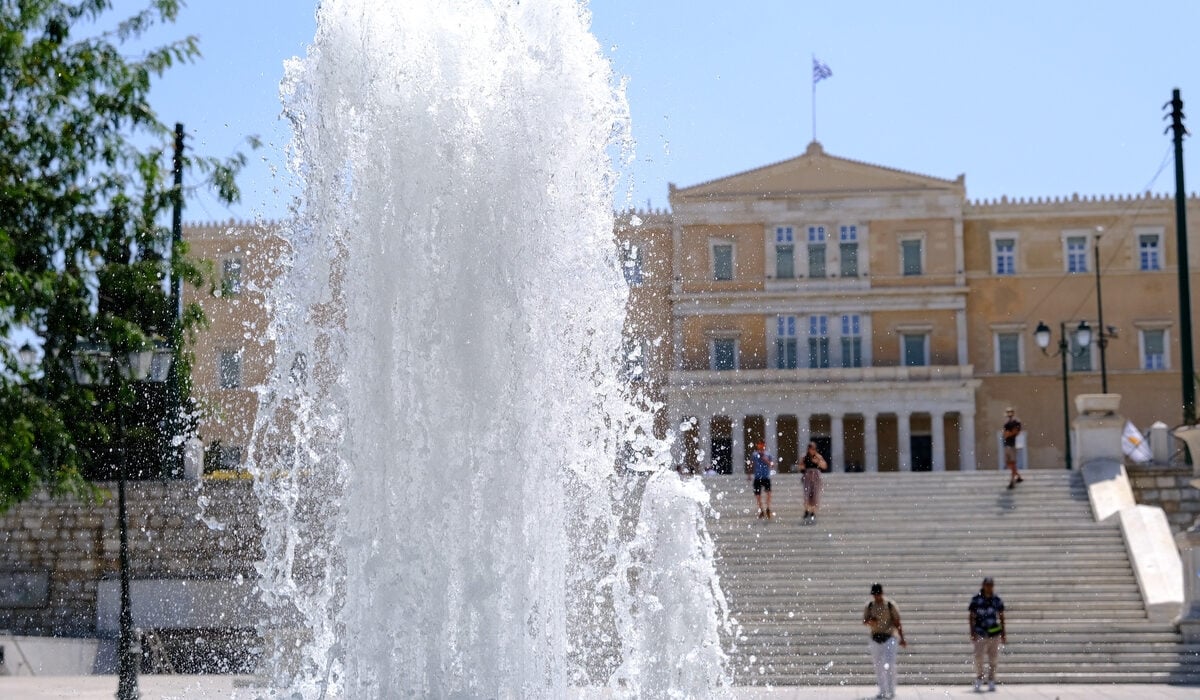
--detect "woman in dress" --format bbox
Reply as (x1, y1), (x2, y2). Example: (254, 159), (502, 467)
(800, 441), (828, 524)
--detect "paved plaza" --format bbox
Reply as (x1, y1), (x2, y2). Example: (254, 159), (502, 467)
(1, 676), (1198, 699)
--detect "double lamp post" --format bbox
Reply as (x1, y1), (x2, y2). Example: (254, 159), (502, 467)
(70, 341), (173, 700)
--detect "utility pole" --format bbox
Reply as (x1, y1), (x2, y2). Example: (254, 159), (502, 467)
(1165, 90), (1195, 425)
(167, 123), (185, 477)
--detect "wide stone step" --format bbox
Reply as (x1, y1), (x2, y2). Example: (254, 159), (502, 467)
(702, 471), (1198, 686)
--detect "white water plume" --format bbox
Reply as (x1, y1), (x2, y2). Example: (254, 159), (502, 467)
(249, 1), (729, 697)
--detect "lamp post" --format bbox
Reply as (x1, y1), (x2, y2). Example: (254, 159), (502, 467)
(1035, 320), (1091, 470)
(70, 340), (172, 700)
(1092, 231), (1111, 393)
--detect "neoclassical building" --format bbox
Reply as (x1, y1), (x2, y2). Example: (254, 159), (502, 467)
(618, 142), (1200, 474)
(186, 144), (1198, 476)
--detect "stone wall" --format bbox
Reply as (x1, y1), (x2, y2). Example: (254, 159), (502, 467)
(1128, 465), (1200, 534)
(0, 481), (260, 637)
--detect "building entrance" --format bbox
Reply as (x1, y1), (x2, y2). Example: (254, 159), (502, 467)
(711, 437), (733, 474)
(911, 435), (933, 471)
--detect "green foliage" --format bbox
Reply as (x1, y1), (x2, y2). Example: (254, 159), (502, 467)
(0, 1), (250, 509)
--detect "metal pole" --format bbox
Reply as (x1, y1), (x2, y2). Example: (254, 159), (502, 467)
(165, 123), (185, 479)
(1094, 236), (1108, 393)
(171, 123), (184, 321)
(811, 55), (817, 144)
(116, 408), (139, 699)
(1167, 89), (1196, 424)
(1059, 322), (1073, 470)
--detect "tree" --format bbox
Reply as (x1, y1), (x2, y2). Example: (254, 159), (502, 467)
(0, 0), (249, 510)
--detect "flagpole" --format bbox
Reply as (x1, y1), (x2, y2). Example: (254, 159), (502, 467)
(811, 53), (817, 143)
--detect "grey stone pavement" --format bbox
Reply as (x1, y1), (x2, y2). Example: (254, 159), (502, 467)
(1, 677), (1199, 699)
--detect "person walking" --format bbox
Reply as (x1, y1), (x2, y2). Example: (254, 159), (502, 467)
(1002, 407), (1023, 489)
(800, 441), (828, 524)
(863, 582), (907, 699)
(969, 576), (1007, 692)
(747, 440), (775, 519)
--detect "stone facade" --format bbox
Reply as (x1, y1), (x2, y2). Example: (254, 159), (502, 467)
(1129, 466), (1200, 534)
(0, 481), (260, 637)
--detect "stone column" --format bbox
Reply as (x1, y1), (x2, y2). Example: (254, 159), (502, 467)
(731, 414), (745, 474)
(764, 414), (778, 464)
(1177, 525), (1200, 642)
(831, 414), (845, 472)
(897, 412), (912, 472)
(669, 411), (685, 467)
(960, 409), (977, 471)
(864, 413), (879, 473)
(931, 412), (946, 472)
(796, 413), (812, 443)
(697, 416), (712, 472)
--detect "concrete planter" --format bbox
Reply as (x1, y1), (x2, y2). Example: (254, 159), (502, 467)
(1075, 393), (1121, 416)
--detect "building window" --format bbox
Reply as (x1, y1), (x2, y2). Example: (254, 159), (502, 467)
(1065, 236), (1089, 273)
(807, 225), (827, 279)
(901, 239), (923, 276)
(841, 314), (862, 368)
(774, 226), (795, 279)
(711, 338), (737, 371)
(219, 349), (242, 389)
(621, 242), (643, 286)
(1070, 342), (1092, 372)
(996, 333), (1021, 373)
(221, 258), (243, 296)
(1139, 233), (1162, 271)
(994, 238), (1016, 275)
(712, 242), (734, 281)
(776, 315), (798, 369)
(840, 247), (859, 277)
(808, 315), (830, 368)
(1141, 329), (1167, 370)
(204, 441), (244, 473)
(903, 334), (928, 366)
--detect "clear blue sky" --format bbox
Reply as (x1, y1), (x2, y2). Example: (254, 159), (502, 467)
(121, 0), (1200, 222)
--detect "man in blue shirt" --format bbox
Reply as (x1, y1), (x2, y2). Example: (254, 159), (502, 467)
(747, 440), (775, 519)
(968, 577), (1007, 691)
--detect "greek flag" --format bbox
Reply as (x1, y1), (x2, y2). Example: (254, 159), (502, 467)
(813, 57), (833, 84)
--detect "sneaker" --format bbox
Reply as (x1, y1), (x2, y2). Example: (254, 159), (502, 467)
(988, 680), (996, 691)
(1016, 476), (1024, 483)
(757, 509), (764, 519)
(1006, 481), (1014, 490)
(973, 679), (982, 691)
(766, 509), (774, 519)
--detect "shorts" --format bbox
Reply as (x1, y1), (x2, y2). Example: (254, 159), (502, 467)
(1003, 445), (1017, 463)
(752, 476), (771, 494)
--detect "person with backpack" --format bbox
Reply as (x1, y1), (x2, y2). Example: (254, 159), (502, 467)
(863, 582), (907, 700)
(747, 440), (775, 519)
(968, 576), (1007, 692)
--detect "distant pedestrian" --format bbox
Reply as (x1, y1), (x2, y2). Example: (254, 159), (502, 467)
(1002, 407), (1023, 489)
(747, 440), (775, 519)
(969, 576), (1006, 692)
(800, 441), (828, 524)
(863, 582), (906, 699)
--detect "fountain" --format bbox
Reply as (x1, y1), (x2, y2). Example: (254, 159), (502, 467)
(248, 0), (729, 696)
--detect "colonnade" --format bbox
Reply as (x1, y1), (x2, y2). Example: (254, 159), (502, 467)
(677, 409), (977, 473)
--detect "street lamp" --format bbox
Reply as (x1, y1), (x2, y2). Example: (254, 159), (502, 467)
(1035, 320), (1091, 470)
(69, 339), (172, 700)
(1092, 230), (1111, 393)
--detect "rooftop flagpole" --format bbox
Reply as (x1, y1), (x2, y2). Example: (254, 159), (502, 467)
(812, 56), (833, 143)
